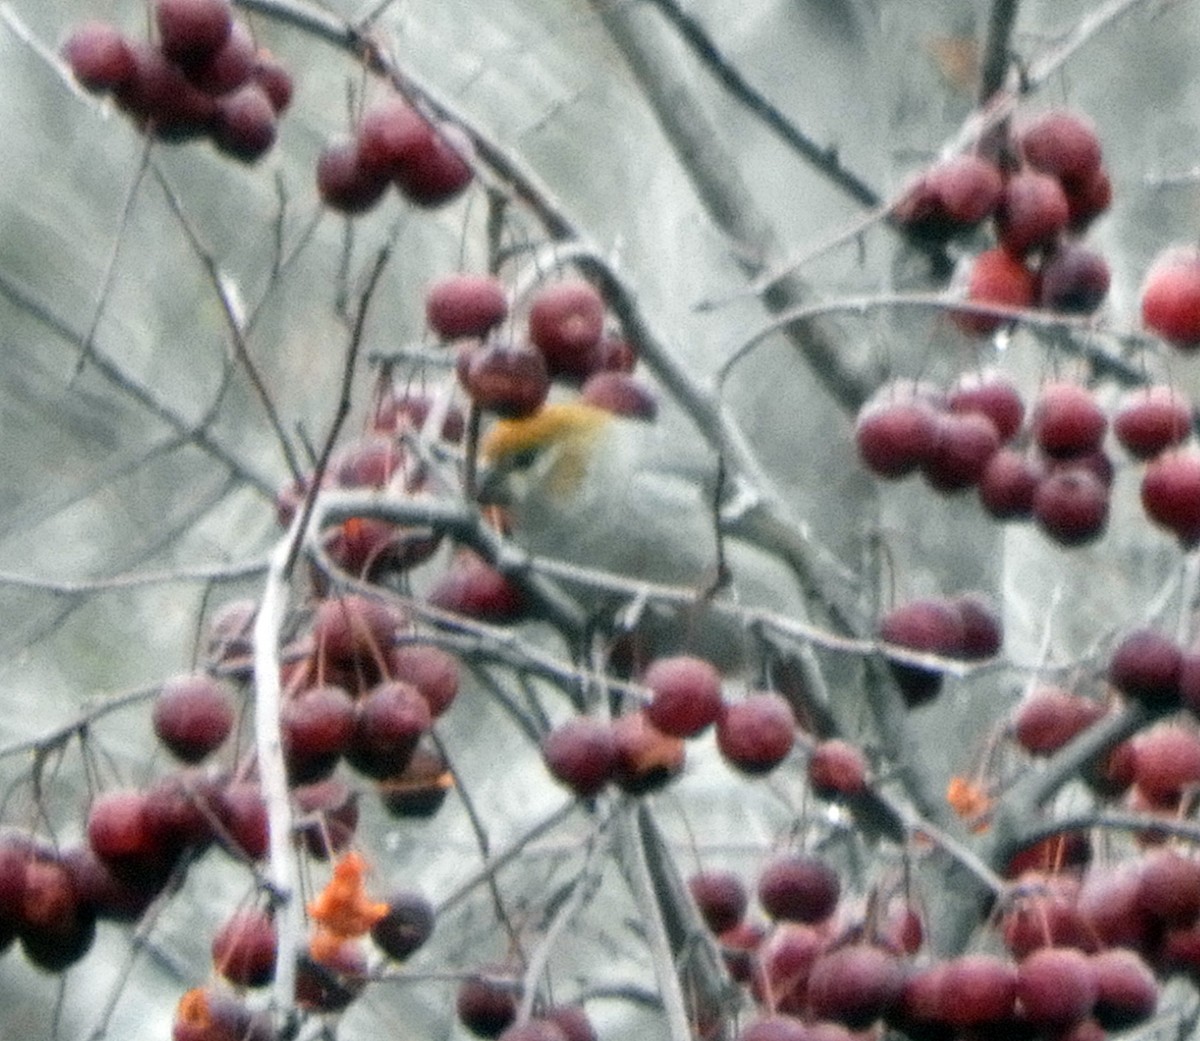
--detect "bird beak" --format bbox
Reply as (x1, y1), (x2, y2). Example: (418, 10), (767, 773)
(474, 460), (511, 506)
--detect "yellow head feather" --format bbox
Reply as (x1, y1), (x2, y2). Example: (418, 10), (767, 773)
(481, 402), (614, 500)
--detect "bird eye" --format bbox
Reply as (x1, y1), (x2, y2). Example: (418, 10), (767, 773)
(507, 447), (541, 471)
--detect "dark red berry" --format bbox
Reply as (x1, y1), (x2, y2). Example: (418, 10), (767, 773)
(1032, 467), (1109, 546)
(1039, 244), (1111, 314)
(1032, 383), (1106, 460)
(1108, 628), (1182, 709)
(995, 170), (1070, 256)
(715, 692), (795, 775)
(541, 718), (617, 798)
(757, 854), (840, 924)
(211, 907), (277, 987)
(370, 890), (435, 960)
(63, 22), (137, 94)
(528, 280), (607, 381)
(426, 273), (508, 339)
(642, 655), (724, 738)
(153, 674), (235, 763)
(155, 0), (233, 67)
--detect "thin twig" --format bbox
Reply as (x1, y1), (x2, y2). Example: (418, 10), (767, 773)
(427, 726), (526, 961)
(284, 244), (392, 576)
(150, 163), (304, 482)
(978, 0), (1022, 103)
(0, 268), (276, 498)
(642, 0), (881, 209)
(435, 800), (579, 916)
(0, 558), (266, 595)
(75, 141), (153, 378)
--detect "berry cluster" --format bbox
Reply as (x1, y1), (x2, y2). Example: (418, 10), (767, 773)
(317, 93), (475, 213)
(893, 108), (1112, 332)
(541, 655), (798, 797)
(856, 369), (1200, 549)
(62, 0), (292, 162)
(434, 273), (654, 422)
(876, 592), (1002, 706)
(685, 842), (1167, 1041)
(454, 973), (598, 1041)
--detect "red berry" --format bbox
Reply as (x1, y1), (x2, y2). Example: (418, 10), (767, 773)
(757, 854), (840, 923)
(1136, 848), (1200, 927)
(806, 943), (904, 1028)
(1142, 448), (1200, 545)
(688, 870), (747, 934)
(251, 51), (293, 114)
(1142, 245), (1200, 347)
(951, 592), (1003, 659)
(212, 83), (276, 162)
(715, 692), (795, 775)
(807, 739), (868, 798)
(211, 907), (277, 987)
(1018, 109), (1103, 185)
(1013, 687), (1104, 755)
(610, 712), (685, 794)
(995, 170), (1070, 256)
(854, 397), (938, 479)
(579, 372), (658, 421)
(426, 273), (508, 340)
(153, 674), (235, 763)
(954, 248), (1038, 335)
(947, 369), (1024, 442)
(460, 341), (550, 418)
(1032, 467), (1109, 546)
(1065, 165), (1112, 230)
(155, 0), (233, 67)
(938, 953), (1017, 1028)
(921, 412), (1001, 492)
(282, 684), (356, 783)
(1131, 723), (1200, 805)
(183, 19), (254, 95)
(979, 448), (1040, 520)
(1039, 244), (1111, 314)
(1114, 385), (1191, 459)
(541, 718), (617, 798)
(878, 598), (964, 705)
(736, 1016), (809, 1041)
(390, 643), (460, 718)
(394, 122), (474, 207)
(317, 136), (389, 214)
(642, 655), (724, 738)
(292, 778), (358, 860)
(457, 973), (520, 1038)
(1016, 946), (1097, 1029)
(1108, 628), (1182, 709)
(1090, 949), (1158, 1029)
(357, 96), (434, 179)
(925, 154), (1005, 225)
(427, 550), (527, 623)
(542, 1006), (597, 1041)
(370, 890), (435, 960)
(1032, 383), (1107, 460)
(528, 280), (607, 381)
(347, 680), (431, 780)
(63, 22), (137, 94)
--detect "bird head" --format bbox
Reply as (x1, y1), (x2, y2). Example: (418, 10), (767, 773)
(478, 401), (618, 511)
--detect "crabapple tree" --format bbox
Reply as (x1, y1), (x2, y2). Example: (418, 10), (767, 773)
(3, 1), (1200, 1039)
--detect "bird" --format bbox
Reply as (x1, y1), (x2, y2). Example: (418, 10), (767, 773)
(477, 401), (807, 675)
